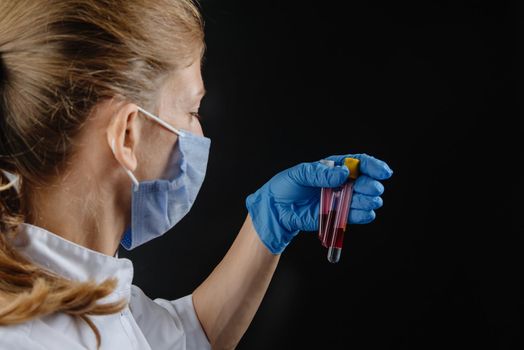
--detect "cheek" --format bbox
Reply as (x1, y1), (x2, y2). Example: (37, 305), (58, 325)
(136, 123), (178, 180)
(190, 119), (204, 136)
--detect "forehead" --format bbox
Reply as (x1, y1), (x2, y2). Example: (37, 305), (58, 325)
(167, 59), (204, 99)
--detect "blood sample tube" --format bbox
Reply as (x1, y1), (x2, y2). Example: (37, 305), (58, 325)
(322, 187), (340, 248)
(327, 179), (354, 263)
(318, 157), (360, 263)
(327, 157), (360, 263)
(318, 160), (335, 246)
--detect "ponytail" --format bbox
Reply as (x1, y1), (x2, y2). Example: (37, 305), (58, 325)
(0, 0), (204, 347)
(0, 170), (127, 349)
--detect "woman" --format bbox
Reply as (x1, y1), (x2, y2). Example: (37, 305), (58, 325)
(0, 0), (393, 349)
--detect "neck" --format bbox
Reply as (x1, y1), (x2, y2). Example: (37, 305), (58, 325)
(24, 170), (130, 256)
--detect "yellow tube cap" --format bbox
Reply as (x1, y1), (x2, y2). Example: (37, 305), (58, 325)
(344, 157), (360, 180)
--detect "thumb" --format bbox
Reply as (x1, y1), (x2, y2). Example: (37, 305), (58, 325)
(325, 164), (350, 187)
(288, 161), (349, 188)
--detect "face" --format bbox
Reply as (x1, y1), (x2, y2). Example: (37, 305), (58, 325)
(134, 58), (206, 181)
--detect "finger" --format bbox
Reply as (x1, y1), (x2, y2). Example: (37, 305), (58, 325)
(349, 209), (376, 224)
(288, 161), (349, 188)
(324, 153), (393, 180)
(350, 193), (383, 210)
(353, 175), (384, 196)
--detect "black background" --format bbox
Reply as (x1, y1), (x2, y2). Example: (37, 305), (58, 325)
(120, 1), (520, 348)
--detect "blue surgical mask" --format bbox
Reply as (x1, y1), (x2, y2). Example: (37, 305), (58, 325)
(111, 106), (211, 250)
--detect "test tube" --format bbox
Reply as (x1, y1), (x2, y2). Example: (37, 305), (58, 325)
(321, 184), (340, 248)
(318, 160), (335, 246)
(318, 157), (360, 263)
(327, 180), (354, 263)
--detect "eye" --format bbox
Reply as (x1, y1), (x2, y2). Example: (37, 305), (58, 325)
(189, 112), (202, 120)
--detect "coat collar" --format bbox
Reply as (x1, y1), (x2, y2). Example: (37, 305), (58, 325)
(11, 222), (134, 302)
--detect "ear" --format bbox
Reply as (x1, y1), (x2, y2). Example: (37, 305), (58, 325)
(106, 102), (140, 173)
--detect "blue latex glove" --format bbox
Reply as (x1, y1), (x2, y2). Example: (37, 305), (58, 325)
(245, 154), (393, 254)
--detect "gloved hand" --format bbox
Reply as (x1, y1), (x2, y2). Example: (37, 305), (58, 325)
(245, 153), (393, 254)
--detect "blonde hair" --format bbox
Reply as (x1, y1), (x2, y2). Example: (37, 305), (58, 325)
(0, 0), (204, 348)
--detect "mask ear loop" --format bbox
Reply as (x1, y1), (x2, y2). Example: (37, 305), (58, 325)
(111, 106), (184, 192)
(136, 106), (186, 137)
(111, 138), (140, 191)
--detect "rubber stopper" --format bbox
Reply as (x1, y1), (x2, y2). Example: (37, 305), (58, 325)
(344, 157), (360, 180)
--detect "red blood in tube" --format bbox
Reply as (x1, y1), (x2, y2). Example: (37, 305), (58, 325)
(318, 187), (333, 244)
(322, 209), (337, 247)
(319, 213), (328, 243)
(332, 227), (345, 249)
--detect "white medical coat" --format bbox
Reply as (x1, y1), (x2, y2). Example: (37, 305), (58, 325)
(0, 222), (211, 350)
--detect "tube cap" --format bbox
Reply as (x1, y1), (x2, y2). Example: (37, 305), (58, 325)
(344, 157), (360, 179)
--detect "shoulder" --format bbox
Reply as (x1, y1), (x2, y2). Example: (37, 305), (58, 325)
(129, 284), (211, 350)
(129, 284), (193, 320)
(0, 321), (45, 350)
(0, 315), (87, 350)
(128, 284), (167, 320)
